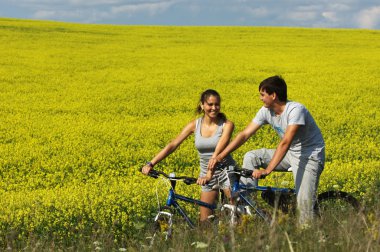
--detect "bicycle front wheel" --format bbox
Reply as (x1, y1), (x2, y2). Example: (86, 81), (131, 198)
(316, 190), (362, 221)
(148, 206), (174, 247)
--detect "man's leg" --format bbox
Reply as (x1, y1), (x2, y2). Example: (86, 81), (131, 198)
(292, 157), (324, 225)
(242, 148), (291, 186)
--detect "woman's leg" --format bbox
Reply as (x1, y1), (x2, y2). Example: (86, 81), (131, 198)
(199, 190), (219, 221)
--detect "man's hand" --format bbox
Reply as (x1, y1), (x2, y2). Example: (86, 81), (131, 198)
(207, 156), (223, 171)
(252, 169), (268, 179)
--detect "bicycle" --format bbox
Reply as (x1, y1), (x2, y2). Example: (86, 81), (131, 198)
(221, 166), (362, 226)
(144, 166), (362, 247)
(145, 169), (221, 245)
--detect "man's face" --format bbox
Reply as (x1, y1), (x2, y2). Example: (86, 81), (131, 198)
(259, 89), (275, 108)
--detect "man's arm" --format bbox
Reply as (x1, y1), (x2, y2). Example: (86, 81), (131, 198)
(199, 120), (235, 185)
(253, 124), (300, 178)
(208, 122), (261, 170)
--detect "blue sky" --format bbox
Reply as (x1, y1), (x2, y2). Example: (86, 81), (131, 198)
(1, 0), (379, 29)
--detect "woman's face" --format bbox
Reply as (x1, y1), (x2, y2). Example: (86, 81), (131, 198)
(202, 95), (220, 118)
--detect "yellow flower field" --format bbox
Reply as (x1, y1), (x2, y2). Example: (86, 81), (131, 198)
(0, 18), (379, 244)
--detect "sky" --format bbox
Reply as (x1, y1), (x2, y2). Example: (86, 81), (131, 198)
(0, 0), (380, 29)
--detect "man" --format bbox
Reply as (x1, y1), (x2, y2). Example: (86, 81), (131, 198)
(209, 75), (325, 224)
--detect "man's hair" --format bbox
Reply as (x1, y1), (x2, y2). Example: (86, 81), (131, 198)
(259, 75), (287, 102)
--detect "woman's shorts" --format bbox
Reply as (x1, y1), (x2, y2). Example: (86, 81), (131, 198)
(201, 165), (236, 192)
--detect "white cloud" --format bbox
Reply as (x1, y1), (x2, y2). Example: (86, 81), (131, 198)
(356, 6), (380, 29)
(188, 4), (201, 13)
(14, 0), (62, 3)
(111, 1), (178, 16)
(286, 11), (318, 21)
(246, 7), (269, 18)
(322, 11), (339, 22)
(327, 3), (351, 12)
(27, 0), (180, 23)
(295, 5), (321, 12)
(33, 10), (57, 19)
(68, 0), (123, 5)
(34, 9), (84, 19)
(3, 0), (380, 28)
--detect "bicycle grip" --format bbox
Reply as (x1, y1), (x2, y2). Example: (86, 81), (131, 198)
(184, 177), (197, 185)
(147, 169), (159, 178)
(241, 169), (253, 177)
(241, 169), (267, 179)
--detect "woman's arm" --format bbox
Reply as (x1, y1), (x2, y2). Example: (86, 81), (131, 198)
(141, 120), (196, 175)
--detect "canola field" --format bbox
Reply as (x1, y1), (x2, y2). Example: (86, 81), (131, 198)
(0, 18), (379, 242)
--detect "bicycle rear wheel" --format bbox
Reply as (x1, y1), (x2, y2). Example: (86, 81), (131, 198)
(316, 191), (361, 220)
(261, 189), (297, 215)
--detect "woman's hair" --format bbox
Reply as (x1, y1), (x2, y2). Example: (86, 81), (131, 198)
(196, 89), (227, 121)
(259, 75), (287, 102)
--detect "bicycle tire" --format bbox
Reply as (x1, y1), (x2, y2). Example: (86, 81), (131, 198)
(149, 206), (174, 247)
(261, 189), (297, 214)
(316, 190), (362, 219)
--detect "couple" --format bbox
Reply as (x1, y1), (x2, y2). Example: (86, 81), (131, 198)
(142, 75), (325, 225)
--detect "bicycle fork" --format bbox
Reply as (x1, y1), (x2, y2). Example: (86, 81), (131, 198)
(165, 188), (197, 229)
(221, 203), (252, 226)
(153, 210), (173, 240)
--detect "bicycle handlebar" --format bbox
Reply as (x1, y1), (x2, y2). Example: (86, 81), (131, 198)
(213, 160), (267, 179)
(144, 161), (227, 185)
(228, 168), (267, 179)
(147, 169), (198, 185)
(144, 163), (266, 186)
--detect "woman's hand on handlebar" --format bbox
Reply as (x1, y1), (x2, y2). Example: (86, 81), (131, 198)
(197, 170), (212, 186)
(196, 176), (210, 186)
(141, 164), (152, 175)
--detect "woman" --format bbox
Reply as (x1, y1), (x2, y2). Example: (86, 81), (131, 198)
(141, 89), (236, 222)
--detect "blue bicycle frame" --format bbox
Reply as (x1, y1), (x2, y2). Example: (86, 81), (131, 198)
(152, 171), (217, 229)
(166, 179), (217, 228)
(229, 172), (296, 223)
